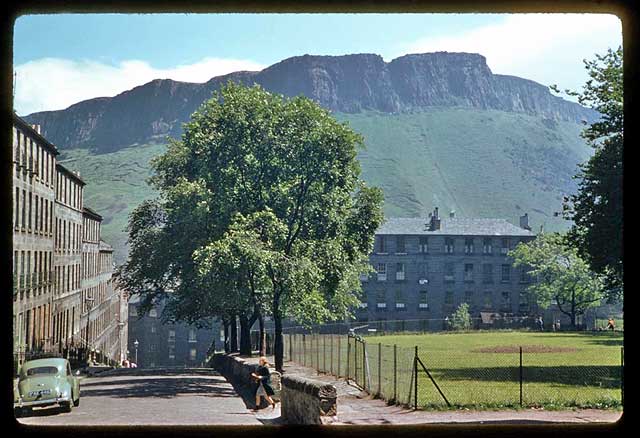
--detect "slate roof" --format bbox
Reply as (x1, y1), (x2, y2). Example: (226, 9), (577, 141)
(376, 217), (535, 237)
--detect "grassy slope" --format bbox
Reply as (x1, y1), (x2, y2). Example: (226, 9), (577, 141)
(337, 108), (590, 227)
(59, 143), (165, 264)
(59, 108), (591, 264)
(365, 330), (623, 409)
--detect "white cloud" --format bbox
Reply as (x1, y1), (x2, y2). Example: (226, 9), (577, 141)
(401, 13), (622, 100)
(14, 57), (266, 115)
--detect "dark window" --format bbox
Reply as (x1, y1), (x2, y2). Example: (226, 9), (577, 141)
(419, 290), (429, 310)
(501, 291), (512, 312)
(444, 290), (454, 305)
(483, 264), (493, 284)
(483, 238), (493, 254)
(444, 262), (455, 282)
(396, 236), (406, 253)
(419, 237), (428, 253)
(27, 366), (58, 376)
(395, 263), (405, 280)
(377, 263), (387, 281)
(464, 264), (474, 282)
(501, 264), (511, 282)
(377, 236), (386, 253)
(465, 238), (474, 254)
(445, 238), (455, 253)
(501, 238), (511, 254)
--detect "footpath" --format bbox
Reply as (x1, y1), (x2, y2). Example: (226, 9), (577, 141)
(245, 356), (623, 425)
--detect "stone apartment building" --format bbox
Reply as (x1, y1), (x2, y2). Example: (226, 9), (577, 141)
(358, 207), (538, 330)
(127, 296), (218, 368)
(12, 113), (127, 370)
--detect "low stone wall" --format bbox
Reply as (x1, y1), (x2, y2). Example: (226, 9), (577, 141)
(211, 354), (337, 424)
(210, 354), (256, 386)
(281, 375), (337, 425)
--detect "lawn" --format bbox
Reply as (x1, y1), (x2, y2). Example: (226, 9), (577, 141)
(360, 330), (623, 410)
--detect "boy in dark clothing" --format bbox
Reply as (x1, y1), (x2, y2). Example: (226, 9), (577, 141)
(251, 356), (276, 411)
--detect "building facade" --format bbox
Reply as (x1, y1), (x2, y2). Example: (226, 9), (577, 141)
(358, 208), (538, 330)
(12, 114), (126, 371)
(128, 296), (219, 368)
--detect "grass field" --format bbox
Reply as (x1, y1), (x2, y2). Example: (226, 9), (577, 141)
(362, 330), (623, 410)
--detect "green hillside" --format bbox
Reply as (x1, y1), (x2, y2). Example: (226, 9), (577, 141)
(59, 108), (591, 265)
(338, 108), (590, 226)
(59, 143), (165, 264)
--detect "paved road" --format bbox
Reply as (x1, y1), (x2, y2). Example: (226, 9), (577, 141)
(16, 369), (265, 426)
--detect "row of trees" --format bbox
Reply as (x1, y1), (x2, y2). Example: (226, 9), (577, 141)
(118, 83), (384, 370)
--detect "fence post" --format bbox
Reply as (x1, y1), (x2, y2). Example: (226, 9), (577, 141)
(303, 334), (306, 367)
(363, 339), (367, 391)
(393, 344), (397, 404)
(378, 343), (382, 397)
(323, 335), (326, 373)
(289, 333), (293, 362)
(317, 334), (320, 372)
(330, 335), (334, 375)
(414, 346), (418, 410)
(519, 346), (523, 407)
(346, 336), (350, 382)
(621, 346), (624, 407)
(338, 336), (341, 377)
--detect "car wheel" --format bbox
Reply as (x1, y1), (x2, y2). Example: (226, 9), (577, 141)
(62, 401), (72, 413)
(73, 396), (80, 407)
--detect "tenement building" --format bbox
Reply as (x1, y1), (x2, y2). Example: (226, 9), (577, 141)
(128, 295), (218, 368)
(12, 113), (127, 371)
(358, 207), (537, 330)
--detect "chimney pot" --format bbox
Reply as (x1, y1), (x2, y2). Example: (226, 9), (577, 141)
(450, 210), (455, 219)
(520, 213), (531, 231)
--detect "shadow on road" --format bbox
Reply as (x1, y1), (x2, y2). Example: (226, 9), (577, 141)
(79, 376), (240, 399)
(15, 405), (66, 419)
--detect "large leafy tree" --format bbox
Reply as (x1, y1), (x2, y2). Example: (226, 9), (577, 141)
(509, 233), (605, 329)
(552, 46), (623, 302)
(119, 82), (384, 370)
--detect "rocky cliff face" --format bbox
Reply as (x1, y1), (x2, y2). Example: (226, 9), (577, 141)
(24, 52), (597, 151)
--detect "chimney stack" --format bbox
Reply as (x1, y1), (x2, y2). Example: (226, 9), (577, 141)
(520, 213), (531, 231)
(429, 207), (442, 231)
(449, 210), (455, 219)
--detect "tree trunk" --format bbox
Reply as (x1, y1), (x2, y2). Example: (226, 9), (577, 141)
(223, 320), (230, 354)
(229, 316), (238, 353)
(258, 312), (266, 356)
(273, 293), (284, 372)
(239, 313), (252, 356)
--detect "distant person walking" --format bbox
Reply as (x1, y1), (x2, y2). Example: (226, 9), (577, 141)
(536, 316), (544, 331)
(251, 356), (276, 411)
(607, 318), (616, 331)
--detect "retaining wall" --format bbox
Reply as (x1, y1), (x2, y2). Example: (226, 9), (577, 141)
(211, 354), (337, 424)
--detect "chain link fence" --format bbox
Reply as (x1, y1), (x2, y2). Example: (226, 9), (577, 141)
(279, 332), (623, 409)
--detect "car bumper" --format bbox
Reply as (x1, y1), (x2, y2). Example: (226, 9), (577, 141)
(14, 396), (71, 409)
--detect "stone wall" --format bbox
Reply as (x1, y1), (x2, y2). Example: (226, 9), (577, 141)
(280, 374), (337, 425)
(211, 354), (337, 424)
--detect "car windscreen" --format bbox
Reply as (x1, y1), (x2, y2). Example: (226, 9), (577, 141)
(26, 366), (59, 376)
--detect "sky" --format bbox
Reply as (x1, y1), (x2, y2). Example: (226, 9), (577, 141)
(13, 13), (623, 116)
